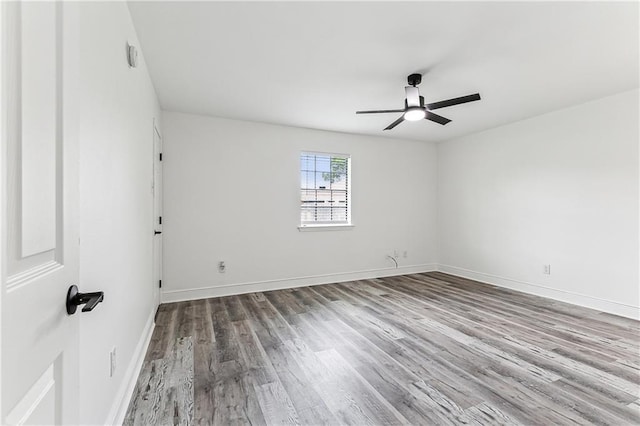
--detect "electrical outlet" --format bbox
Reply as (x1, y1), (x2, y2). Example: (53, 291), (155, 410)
(393, 250), (399, 258)
(403, 250), (408, 258)
(543, 264), (551, 275)
(218, 261), (226, 273)
(109, 347), (117, 377)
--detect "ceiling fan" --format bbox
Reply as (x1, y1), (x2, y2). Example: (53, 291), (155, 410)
(356, 73), (481, 130)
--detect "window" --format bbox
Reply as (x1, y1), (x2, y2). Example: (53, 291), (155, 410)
(300, 152), (351, 227)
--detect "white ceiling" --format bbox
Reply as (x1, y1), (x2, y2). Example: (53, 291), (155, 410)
(128, 1), (639, 143)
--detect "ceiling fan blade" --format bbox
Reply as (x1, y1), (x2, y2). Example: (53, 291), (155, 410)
(356, 109), (405, 114)
(405, 86), (420, 107)
(384, 116), (405, 130)
(425, 111), (451, 125)
(427, 93), (481, 110)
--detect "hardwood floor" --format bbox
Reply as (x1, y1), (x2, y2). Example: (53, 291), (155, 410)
(124, 272), (640, 425)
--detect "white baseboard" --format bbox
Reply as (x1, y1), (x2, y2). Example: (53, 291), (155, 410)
(437, 264), (640, 320)
(161, 263), (437, 303)
(105, 308), (156, 426)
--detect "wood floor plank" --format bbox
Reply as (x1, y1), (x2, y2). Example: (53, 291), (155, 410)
(231, 320), (279, 386)
(285, 312), (335, 352)
(149, 337), (193, 425)
(292, 342), (409, 425)
(124, 359), (168, 426)
(192, 342), (216, 426)
(390, 340), (484, 410)
(254, 381), (300, 425)
(406, 379), (473, 425)
(210, 298), (241, 364)
(550, 378), (640, 424)
(259, 335), (338, 424)
(211, 360), (266, 426)
(125, 272), (640, 425)
(421, 317), (563, 383)
(465, 402), (522, 425)
(224, 295), (247, 323)
(327, 329), (472, 425)
(123, 360), (156, 425)
(290, 287), (337, 321)
(176, 301), (195, 339)
(126, 337), (194, 426)
(145, 305), (178, 361)
(251, 292), (267, 303)
(308, 287), (408, 346)
(162, 337), (194, 426)
(192, 299), (214, 345)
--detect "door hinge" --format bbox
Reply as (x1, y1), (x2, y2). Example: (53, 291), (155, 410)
(159, 280), (162, 288)
(159, 153), (163, 161)
(159, 216), (162, 225)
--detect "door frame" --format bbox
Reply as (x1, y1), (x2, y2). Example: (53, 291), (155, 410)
(0, 1), (5, 417)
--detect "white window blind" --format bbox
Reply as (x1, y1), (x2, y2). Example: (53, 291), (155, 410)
(300, 152), (351, 226)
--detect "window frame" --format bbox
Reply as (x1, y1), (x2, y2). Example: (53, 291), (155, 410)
(298, 151), (353, 231)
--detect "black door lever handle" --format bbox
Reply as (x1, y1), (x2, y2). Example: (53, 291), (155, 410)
(66, 285), (104, 315)
(154, 230), (162, 235)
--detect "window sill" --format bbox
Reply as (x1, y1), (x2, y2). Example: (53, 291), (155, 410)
(298, 224), (355, 232)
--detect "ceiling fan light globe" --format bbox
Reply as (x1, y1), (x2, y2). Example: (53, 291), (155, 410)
(404, 108), (426, 121)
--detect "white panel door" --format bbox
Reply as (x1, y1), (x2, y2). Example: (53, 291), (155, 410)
(1, 2), (81, 424)
(152, 123), (163, 308)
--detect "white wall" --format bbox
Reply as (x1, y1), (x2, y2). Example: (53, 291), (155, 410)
(161, 112), (438, 301)
(437, 89), (639, 319)
(78, 3), (160, 424)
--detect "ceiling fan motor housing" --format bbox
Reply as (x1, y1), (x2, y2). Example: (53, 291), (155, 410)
(407, 73), (422, 86)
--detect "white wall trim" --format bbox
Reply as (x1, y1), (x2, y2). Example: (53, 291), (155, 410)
(105, 309), (155, 426)
(162, 263), (437, 303)
(437, 264), (640, 320)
